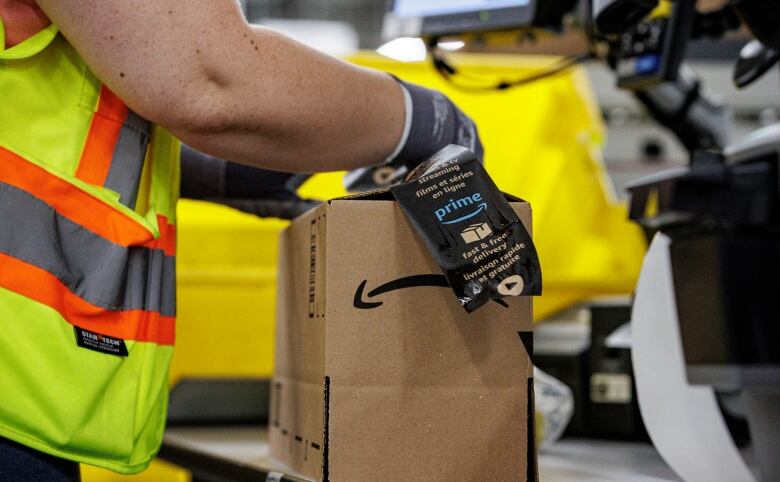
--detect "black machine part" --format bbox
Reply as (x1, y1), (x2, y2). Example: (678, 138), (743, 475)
(592, 0), (777, 153)
(626, 126), (780, 232)
(593, 0), (780, 51)
(731, 0), (780, 51)
(627, 124), (780, 389)
(627, 123), (780, 482)
(610, 0), (696, 90)
(592, 0), (659, 35)
(734, 39), (780, 89)
(633, 66), (732, 154)
(589, 0), (735, 154)
(587, 305), (648, 441)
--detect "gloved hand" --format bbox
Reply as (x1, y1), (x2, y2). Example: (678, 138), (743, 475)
(344, 77), (483, 192)
(180, 144), (319, 220)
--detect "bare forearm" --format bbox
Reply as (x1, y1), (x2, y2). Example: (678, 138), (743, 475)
(35, 0), (404, 172)
(178, 26), (406, 172)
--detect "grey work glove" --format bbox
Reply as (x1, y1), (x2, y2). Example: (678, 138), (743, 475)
(344, 77), (484, 192)
(180, 145), (319, 220)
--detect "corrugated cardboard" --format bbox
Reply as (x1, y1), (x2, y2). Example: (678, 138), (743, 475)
(270, 191), (536, 482)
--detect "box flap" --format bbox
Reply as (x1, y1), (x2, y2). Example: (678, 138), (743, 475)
(328, 188), (394, 203)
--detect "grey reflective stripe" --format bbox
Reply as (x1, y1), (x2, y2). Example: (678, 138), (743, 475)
(0, 182), (175, 316)
(104, 111), (151, 209)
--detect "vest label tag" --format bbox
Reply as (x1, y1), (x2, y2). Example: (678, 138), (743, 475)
(74, 327), (129, 357)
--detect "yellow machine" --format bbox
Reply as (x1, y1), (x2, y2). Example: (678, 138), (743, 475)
(83, 53), (646, 481)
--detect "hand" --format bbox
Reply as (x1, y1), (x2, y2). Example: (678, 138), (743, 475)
(345, 78), (484, 192)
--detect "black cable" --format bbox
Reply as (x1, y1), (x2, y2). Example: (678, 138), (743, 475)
(428, 38), (594, 92)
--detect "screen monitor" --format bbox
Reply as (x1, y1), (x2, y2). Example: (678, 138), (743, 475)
(384, 0), (538, 38)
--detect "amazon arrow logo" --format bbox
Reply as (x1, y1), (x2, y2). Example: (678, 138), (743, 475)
(435, 194), (488, 226)
(353, 274), (508, 310)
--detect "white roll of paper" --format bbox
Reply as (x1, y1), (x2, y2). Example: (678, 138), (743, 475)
(632, 233), (755, 482)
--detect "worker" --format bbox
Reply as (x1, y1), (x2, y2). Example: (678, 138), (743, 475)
(0, 0), (483, 480)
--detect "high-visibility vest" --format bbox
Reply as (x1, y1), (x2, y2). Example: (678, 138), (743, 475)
(0, 21), (180, 474)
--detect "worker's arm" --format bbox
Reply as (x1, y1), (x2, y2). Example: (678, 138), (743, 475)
(35, 0), (407, 172)
(180, 144), (317, 219)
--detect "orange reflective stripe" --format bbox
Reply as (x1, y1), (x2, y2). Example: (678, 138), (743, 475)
(0, 252), (175, 345)
(75, 86), (129, 186)
(142, 214), (177, 256)
(0, 145), (154, 247)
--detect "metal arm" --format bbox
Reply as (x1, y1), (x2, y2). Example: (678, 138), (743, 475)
(632, 65), (732, 157)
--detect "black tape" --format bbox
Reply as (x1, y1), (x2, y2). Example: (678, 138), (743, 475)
(390, 145), (542, 312)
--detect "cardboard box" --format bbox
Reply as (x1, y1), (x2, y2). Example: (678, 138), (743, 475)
(270, 191), (536, 481)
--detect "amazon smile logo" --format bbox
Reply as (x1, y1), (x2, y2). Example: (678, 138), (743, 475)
(435, 193), (487, 225)
(354, 275), (508, 310)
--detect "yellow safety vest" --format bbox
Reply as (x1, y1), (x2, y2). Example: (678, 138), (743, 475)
(0, 21), (180, 474)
